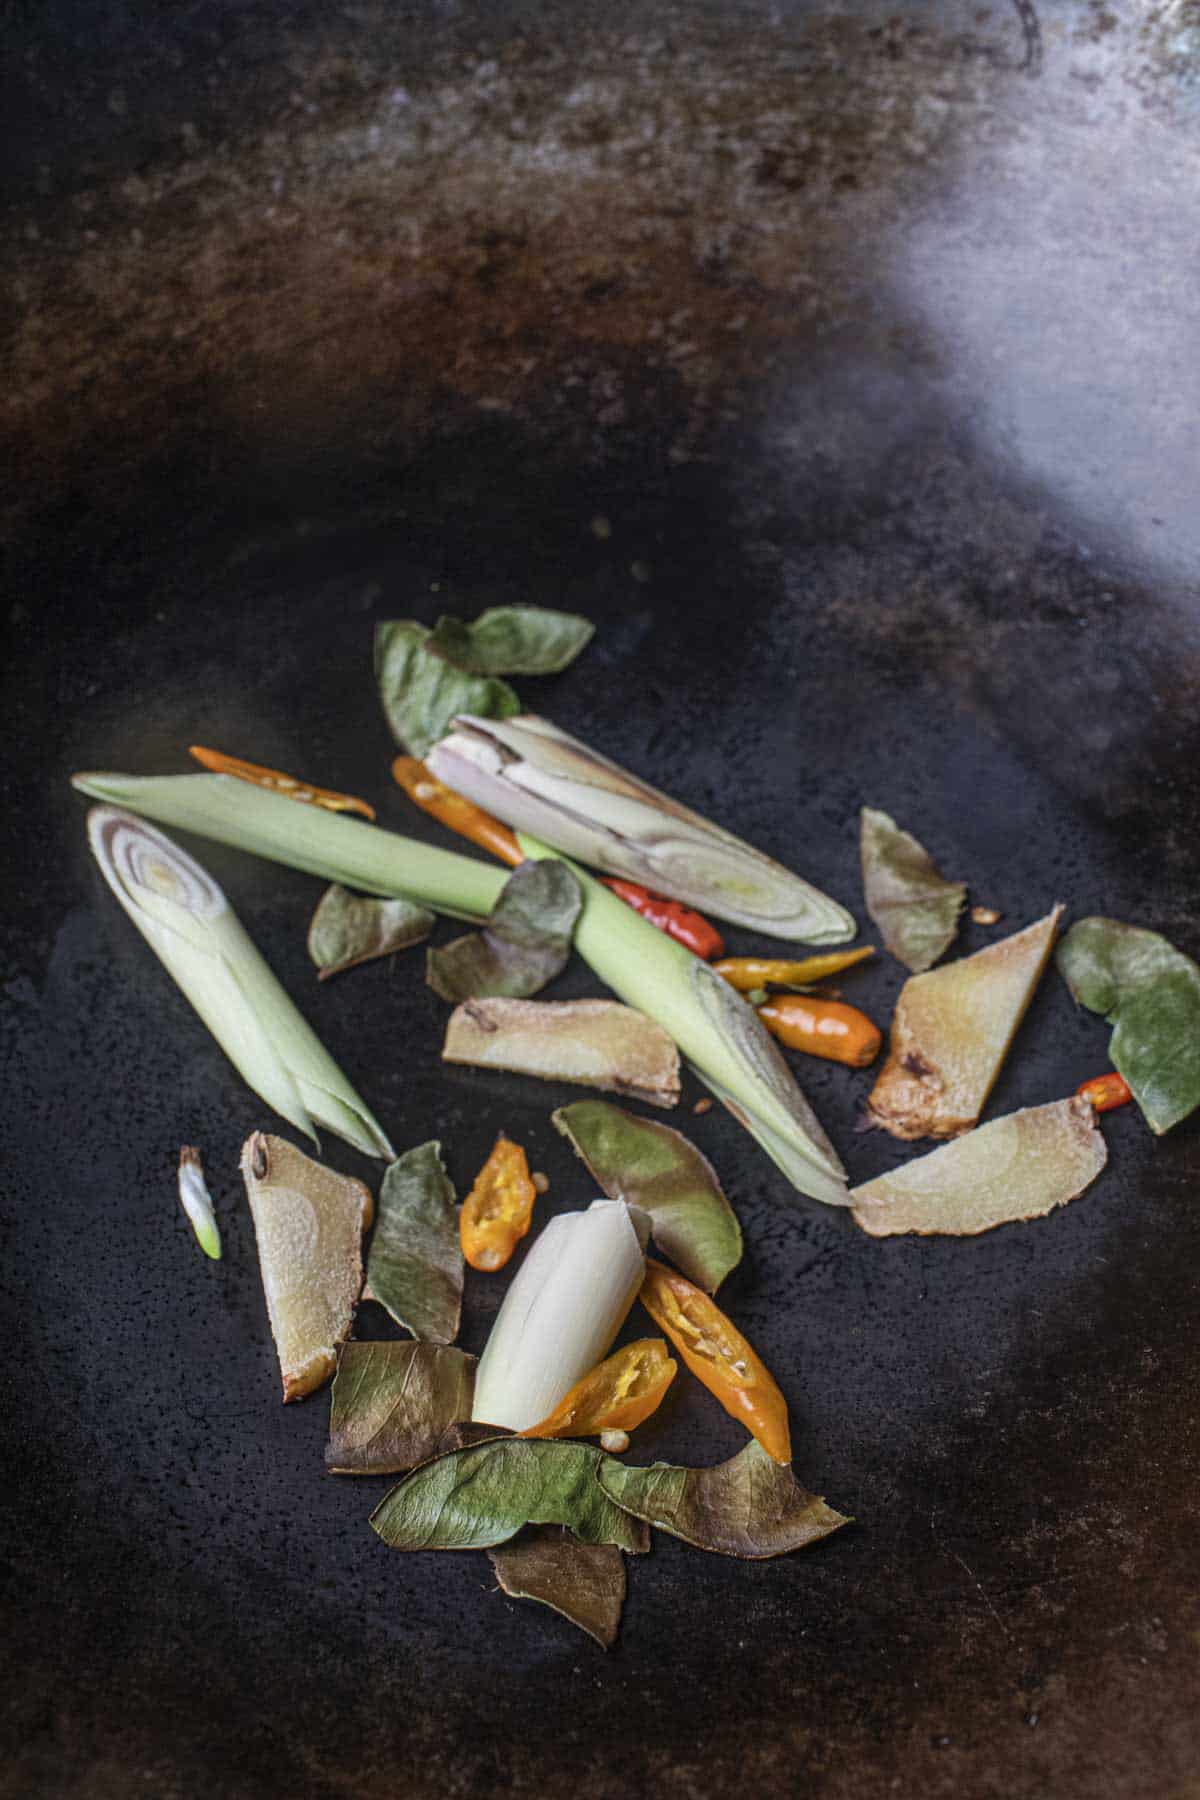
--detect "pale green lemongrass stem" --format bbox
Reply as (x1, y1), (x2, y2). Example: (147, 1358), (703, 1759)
(73, 774), (505, 921)
(472, 1201), (649, 1432)
(71, 775), (846, 1202)
(178, 1146), (221, 1259)
(86, 806), (393, 1159)
(518, 834), (848, 1205)
(428, 714), (856, 944)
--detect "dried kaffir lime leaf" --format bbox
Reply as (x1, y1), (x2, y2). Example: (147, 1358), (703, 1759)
(370, 1438), (651, 1554)
(426, 860), (582, 1003)
(427, 606), (595, 677)
(860, 806), (966, 974)
(375, 619), (521, 759)
(598, 1440), (849, 1560)
(553, 1099), (742, 1292)
(307, 883), (434, 980)
(1057, 916), (1200, 1134)
(488, 1527), (626, 1649)
(365, 1142), (463, 1345)
(326, 1341), (476, 1475)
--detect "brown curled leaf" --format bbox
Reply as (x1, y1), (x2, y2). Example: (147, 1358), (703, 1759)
(598, 1439), (850, 1559)
(860, 806), (966, 973)
(488, 1527), (626, 1649)
(308, 884), (434, 980)
(365, 1142), (463, 1344)
(326, 1341), (476, 1474)
(426, 860), (582, 1003)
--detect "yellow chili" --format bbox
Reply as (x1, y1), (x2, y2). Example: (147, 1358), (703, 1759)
(757, 995), (881, 1068)
(638, 1259), (791, 1463)
(521, 1339), (677, 1441)
(391, 756), (523, 867)
(460, 1134), (537, 1271)
(714, 946), (875, 991)
(188, 746), (375, 819)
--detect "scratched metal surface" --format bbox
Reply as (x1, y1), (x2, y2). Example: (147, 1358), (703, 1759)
(3, 3), (1200, 1796)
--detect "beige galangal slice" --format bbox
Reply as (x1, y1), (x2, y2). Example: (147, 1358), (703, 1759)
(868, 906), (1062, 1140)
(851, 1096), (1107, 1237)
(240, 1132), (374, 1401)
(443, 998), (681, 1109)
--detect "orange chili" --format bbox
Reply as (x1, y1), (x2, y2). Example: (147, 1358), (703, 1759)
(520, 1339), (677, 1441)
(460, 1134), (537, 1271)
(757, 995), (881, 1068)
(638, 1259), (791, 1463)
(714, 946), (875, 991)
(189, 746), (375, 819)
(600, 878), (726, 960)
(391, 756), (524, 867)
(1076, 1072), (1133, 1114)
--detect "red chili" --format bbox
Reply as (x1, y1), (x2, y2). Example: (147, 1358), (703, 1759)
(1075, 1072), (1133, 1114)
(601, 879), (726, 960)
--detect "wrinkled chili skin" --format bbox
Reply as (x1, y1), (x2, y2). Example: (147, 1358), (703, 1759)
(757, 995), (881, 1067)
(189, 745), (376, 818)
(714, 947), (874, 990)
(601, 879), (726, 960)
(638, 1259), (791, 1463)
(460, 1134), (537, 1271)
(1076, 1071), (1133, 1113)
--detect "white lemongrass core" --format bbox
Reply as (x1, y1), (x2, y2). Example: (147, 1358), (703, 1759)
(471, 1200), (649, 1432)
(178, 1146), (221, 1260)
(93, 808), (225, 921)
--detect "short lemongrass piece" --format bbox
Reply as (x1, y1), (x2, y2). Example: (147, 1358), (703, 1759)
(69, 776), (846, 1202)
(428, 714), (856, 943)
(178, 1146), (221, 1259)
(471, 1200), (650, 1432)
(84, 806), (393, 1159)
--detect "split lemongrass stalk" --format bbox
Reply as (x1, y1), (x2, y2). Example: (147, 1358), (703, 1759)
(471, 1200), (650, 1431)
(85, 806), (393, 1158)
(70, 775), (847, 1204)
(428, 715), (856, 944)
(178, 1146), (221, 1259)
(517, 835), (849, 1207)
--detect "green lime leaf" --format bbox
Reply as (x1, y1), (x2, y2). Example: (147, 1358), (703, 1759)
(1057, 916), (1200, 1134)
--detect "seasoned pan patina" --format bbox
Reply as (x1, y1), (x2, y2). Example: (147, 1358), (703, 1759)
(3, 3), (1199, 1797)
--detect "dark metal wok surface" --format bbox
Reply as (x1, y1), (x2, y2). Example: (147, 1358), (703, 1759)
(3, 4), (1199, 1796)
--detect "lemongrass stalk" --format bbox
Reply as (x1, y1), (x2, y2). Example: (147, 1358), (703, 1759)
(73, 774), (505, 921)
(517, 834), (849, 1205)
(86, 806), (393, 1158)
(472, 1201), (649, 1431)
(178, 1146), (221, 1259)
(428, 714), (856, 944)
(71, 774), (847, 1203)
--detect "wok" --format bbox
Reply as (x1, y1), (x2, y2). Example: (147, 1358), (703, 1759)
(3, 2), (1199, 1795)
